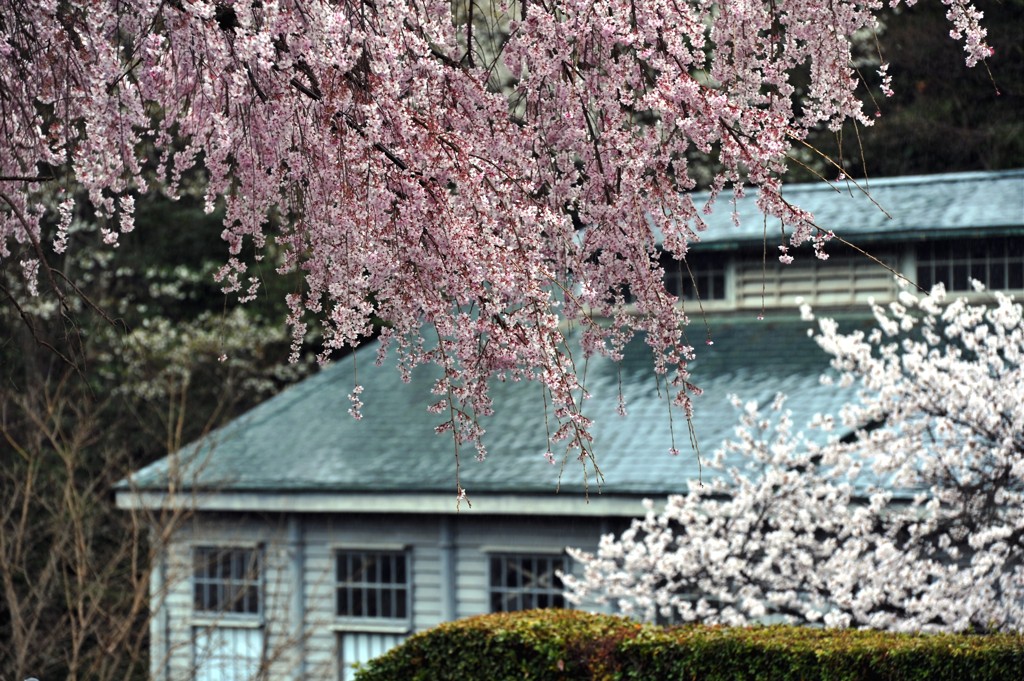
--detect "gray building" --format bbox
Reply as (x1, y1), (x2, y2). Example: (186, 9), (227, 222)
(116, 169), (1024, 681)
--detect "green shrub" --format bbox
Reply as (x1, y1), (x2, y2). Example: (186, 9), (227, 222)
(354, 610), (1024, 681)
(354, 609), (641, 680)
(618, 624), (1024, 681)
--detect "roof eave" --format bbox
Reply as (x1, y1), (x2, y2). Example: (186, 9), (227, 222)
(114, 488), (656, 517)
(692, 224), (1024, 251)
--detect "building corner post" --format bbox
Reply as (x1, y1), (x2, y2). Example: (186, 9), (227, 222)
(439, 516), (457, 622)
(287, 515), (307, 681)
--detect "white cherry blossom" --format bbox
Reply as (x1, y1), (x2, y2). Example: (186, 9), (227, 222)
(566, 284), (1024, 632)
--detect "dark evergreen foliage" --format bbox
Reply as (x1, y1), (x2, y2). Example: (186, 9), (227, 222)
(801, 0), (1024, 180)
(356, 610), (1024, 681)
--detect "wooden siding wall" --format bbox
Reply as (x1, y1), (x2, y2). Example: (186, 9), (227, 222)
(155, 510), (606, 681)
(733, 250), (906, 310)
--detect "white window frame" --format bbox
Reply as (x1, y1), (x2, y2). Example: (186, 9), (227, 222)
(333, 548), (412, 631)
(192, 545), (263, 621)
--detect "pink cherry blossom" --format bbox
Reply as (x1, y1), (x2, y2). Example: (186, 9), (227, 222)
(0, 0), (989, 474)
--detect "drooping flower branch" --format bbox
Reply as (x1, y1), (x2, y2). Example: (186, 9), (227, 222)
(0, 0), (989, 475)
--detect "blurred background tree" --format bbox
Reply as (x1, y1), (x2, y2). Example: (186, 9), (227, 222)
(800, 0), (1024, 179)
(0, 185), (317, 680)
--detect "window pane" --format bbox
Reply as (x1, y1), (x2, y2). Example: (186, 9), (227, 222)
(970, 261), (987, 285)
(991, 262), (1006, 288)
(364, 588), (374, 616)
(952, 263), (968, 290)
(339, 633), (406, 681)
(337, 589), (348, 615)
(351, 557), (365, 581)
(1010, 263), (1024, 290)
(245, 585), (258, 613)
(665, 267), (681, 297)
(916, 265), (932, 290)
(507, 558), (522, 588)
(396, 589), (408, 619)
(711, 271), (725, 298)
(489, 557), (502, 588)
(218, 554), (232, 579)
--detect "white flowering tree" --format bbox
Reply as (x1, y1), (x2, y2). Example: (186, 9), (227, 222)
(564, 284), (1024, 632)
(0, 0), (991, 481)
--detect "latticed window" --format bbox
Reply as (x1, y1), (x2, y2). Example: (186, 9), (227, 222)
(336, 550), (410, 620)
(489, 553), (568, 612)
(916, 237), (1024, 292)
(193, 547), (261, 616)
(662, 251), (728, 302)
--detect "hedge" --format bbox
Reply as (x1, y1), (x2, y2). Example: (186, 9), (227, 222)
(354, 609), (1024, 681)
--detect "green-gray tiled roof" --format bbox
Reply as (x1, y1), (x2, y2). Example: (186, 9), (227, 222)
(125, 169), (1023, 500)
(676, 168), (1024, 248)
(126, 316), (867, 497)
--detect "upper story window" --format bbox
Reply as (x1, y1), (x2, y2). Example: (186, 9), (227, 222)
(662, 251), (728, 302)
(489, 553), (568, 612)
(639, 234), (1024, 314)
(193, 546), (262, 617)
(916, 237), (1024, 292)
(336, 550), (410, 621)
